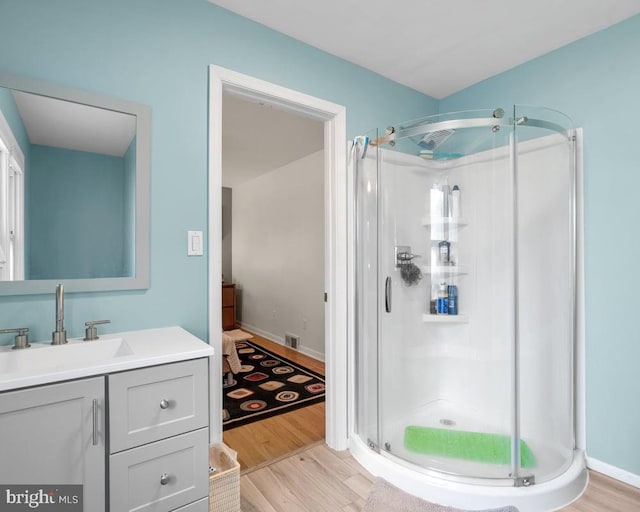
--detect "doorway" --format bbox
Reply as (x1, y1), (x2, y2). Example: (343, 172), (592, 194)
(207, 66), (348, 454)
(220, 91), (325, 468)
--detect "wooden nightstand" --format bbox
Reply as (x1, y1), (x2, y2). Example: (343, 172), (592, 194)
(222, 283), (236, 331)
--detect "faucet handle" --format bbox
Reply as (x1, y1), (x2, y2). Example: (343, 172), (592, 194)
(84, 320), (111, 341)
(0, 327), (30, 350)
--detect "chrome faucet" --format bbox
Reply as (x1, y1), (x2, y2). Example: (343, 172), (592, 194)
(51, 283), (67, 345)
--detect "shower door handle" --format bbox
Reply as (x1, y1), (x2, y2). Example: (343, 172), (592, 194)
(385, 277), (392, 313)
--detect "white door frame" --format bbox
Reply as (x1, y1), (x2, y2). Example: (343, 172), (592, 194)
(208, 65), (348, 450)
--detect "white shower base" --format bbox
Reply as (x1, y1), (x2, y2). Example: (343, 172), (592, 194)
(348, 434), (587, 512)
(380, 400), (570, 482)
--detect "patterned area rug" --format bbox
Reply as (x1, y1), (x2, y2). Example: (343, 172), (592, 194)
(363, 478), (519, 512)
(222, 340), (325, 430)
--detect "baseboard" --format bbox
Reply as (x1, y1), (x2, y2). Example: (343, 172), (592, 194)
(587, 456), (640, 488)
(238, 322), (284, 345)
(298, 345), (325, 362)
(238, 322), (325, 363)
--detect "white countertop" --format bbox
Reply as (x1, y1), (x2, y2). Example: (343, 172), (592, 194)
(0, 326), (214, 392)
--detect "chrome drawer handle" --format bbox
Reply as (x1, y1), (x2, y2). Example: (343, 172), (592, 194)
(159, 399), (170, 409)
(160, 473), (170, 485)
(92, 399), (99, 446)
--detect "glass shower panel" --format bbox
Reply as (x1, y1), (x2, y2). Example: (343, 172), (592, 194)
(354, 129), (380, 450)
(514, 106), (575, 483)
(376, 117), (518, 480)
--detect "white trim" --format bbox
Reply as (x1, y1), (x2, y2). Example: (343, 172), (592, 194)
(587, 457), (640, 488)
(237, 321), (326, 362)
(237, 321), (285, 346)
(297, 345), (325, 363)
(208, 65), (348, 449)
(0, 109), (25, 171)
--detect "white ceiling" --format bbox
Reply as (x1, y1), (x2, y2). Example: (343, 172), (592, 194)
(222, 92), (323, 188)
(12, 90), (136, 157)
(209, 0), (640, 99)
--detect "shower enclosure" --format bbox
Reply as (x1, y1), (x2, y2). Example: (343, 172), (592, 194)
(351, 106), (586, 510)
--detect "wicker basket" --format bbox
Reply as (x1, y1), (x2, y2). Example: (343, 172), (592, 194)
(209, 444), (240, 512)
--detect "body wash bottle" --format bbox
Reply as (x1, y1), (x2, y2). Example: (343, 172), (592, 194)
(451, 185), (461, 218)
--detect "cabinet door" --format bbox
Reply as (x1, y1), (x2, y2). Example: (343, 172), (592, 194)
(0, 377), (105, 512)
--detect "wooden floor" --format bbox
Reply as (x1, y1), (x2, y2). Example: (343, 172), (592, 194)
(223, 333), (640, 510)
(564, 470), (640, 512)
(223, 332), (326, 471)
(241, 443), (640, 511)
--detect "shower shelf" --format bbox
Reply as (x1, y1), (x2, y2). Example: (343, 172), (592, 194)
(421, 217), (468, 229)
(422, 314), (469, 324)
(421, 265), (468, 276)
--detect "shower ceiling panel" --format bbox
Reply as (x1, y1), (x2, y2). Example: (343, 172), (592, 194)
(207, 0), (640, 98)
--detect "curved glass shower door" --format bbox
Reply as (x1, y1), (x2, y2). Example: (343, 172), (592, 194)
(354, 128), (381, 455)
(376, 111), (518, 481)
(513, 106), (576, 484)
(354, 106), (576, 485)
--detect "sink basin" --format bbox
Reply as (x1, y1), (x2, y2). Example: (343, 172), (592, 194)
(0, 326), (213, 392)
(0, 337), (133, 375)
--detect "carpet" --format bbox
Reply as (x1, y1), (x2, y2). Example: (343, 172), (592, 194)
(223, 329), (254, 342)
(222, 340), (325, 430)
(363, 478), (519, 512)
(404, 426), (535, 468)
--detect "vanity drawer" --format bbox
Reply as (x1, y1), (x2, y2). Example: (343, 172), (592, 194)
(109, 428), (209, 512)
(109, 358), (208, 453)
(172, 497), (209, 512)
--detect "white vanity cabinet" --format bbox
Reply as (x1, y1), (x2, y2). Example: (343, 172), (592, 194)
(0, 327), (214, 512)
(108, 358), (210, 512)
(0, 376), (106, 512)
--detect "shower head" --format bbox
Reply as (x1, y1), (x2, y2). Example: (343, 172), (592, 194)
(418, 128), (454, 150)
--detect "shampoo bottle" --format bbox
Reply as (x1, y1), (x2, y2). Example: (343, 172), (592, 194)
(437, 282), (448, 314)
(438, 240), (451, 265)
(430, 182), (443, 218)
(442, 177), (450, 217)
(447, 284), (458, 315)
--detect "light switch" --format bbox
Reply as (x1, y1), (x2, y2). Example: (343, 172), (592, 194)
(188, 230), (203, 256)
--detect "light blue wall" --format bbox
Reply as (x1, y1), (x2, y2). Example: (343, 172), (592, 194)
(0, 1), (437, 343)
(440, 15), (640, 477)
(27, 145), (126, 280)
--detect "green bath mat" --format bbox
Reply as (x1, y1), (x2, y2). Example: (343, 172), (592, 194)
(404, 426), (535, 468)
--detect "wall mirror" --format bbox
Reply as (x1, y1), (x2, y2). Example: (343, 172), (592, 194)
(0, 74), (149, 295)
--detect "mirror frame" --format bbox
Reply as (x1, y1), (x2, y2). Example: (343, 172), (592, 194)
(0, 74), (150, 295)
